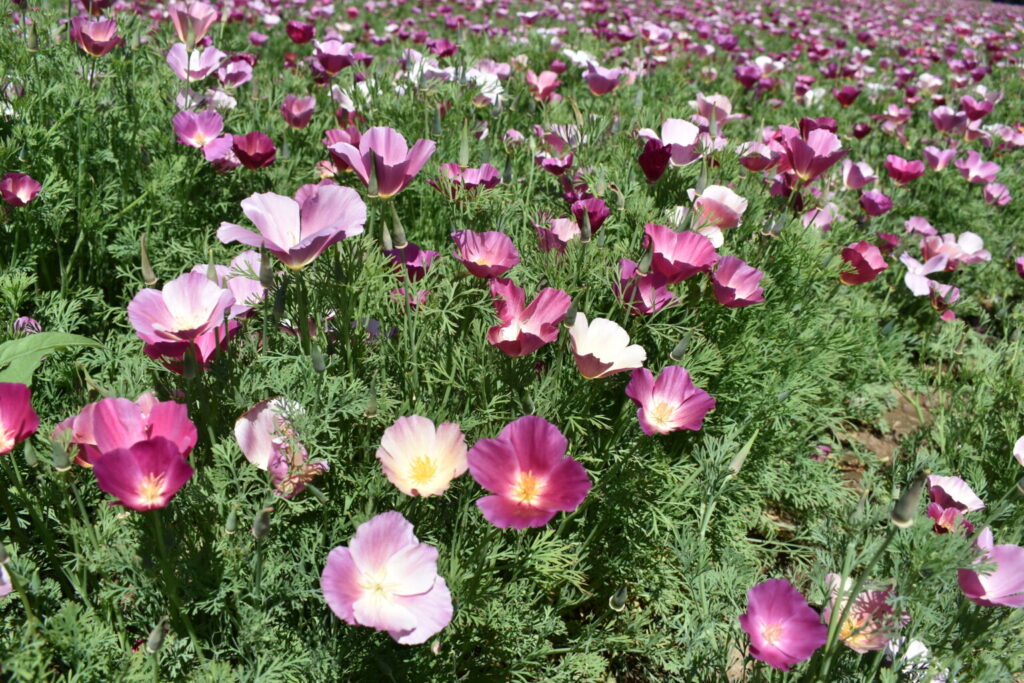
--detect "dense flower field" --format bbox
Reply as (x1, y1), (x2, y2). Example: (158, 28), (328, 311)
(2, 0), (1024, 678)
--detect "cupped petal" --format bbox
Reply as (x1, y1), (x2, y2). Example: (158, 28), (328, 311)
(389, 577), (453, 645)
(321, 546), (361, 625)
(348, 511), (418, 575)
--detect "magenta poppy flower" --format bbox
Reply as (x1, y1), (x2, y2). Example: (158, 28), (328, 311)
(429, 163), (501, 198)
(899, 253), (948, 297)
(534, 217), (580, 254)
(525, 70), (561, 102)
(904, 217), (937, 236)
(232, 131), (276, 169)
(1017, 257), (1024, 281)
(328, 127), (436, 198)
(779, 128), (848, 183)
(584, 62), (625, 95)
(958, 528), (1024, 607)
(637, 119), (700, 167)
(638, 139), (673, 182)
(839, 242), (887, 285)
(0, 172), (41, 207)
(169, 2), (217, 45)
(202, 134), (239, 171)
(321, 511), (453, 644)
(568, 313), (646, 379)
(53, 393), (196, 468)
(926, 474), (984, 534)
(688, 185), (748, 246)
(643, 224), (718, 283)
(280, 94), (316, 130)
(955, 151), (1000, 184)
(738, 578), (827, 671)
(218, 184), (366, 270)
(0, 383), (39, 455)
(883, 155), (926, 186)
(711, 255), (764, 307)
(377, 416), (467, 497)
(625, 366), (715, 435)
(487, 278), (570, 357)
(217, 56), (253, 88)
(859, 190), (893, 217)
(960, 95), (993, 121)
(984, 183), (1011, 207)
(128, 271), (235, 344)
(324, 127), (362, 173)
(143, 321), (240, 375)
(172, 110), (223, 149)
(92, 438), (194, 511)
(693, 93), (743, 131)
(451, 230), (519, 279)
(467, 416), (591, 529)
(166, 43), (225, 81)
(234, 399), (327, 498)
(315, 39), (356, 75)
(923, 146), (957, 172)
(920, 232), (990, 270)
(615, 258), (677, 316)
(832, 86), (860, 107)
(385, 242), (439, 282)
(70, 16), (122, 57)
(823, 574), (907, 654)
(736, 142), (779, 172)
(930, 106), (968, 136)
(285, 20), (314, 44)
(570, 198), (610, 234)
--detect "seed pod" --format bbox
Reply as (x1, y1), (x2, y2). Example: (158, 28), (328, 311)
(311, 342), (326, 373)
(50, 439), (71, 472)
(251, 508), (272, 539)
(609, 586), (628, 612)
(225, 511), (238, 534)
(140, 233), (158, 286)
(669, 337), (689, 362)
(389, 203), (407, 249)
(146, 617), (168, 653)
(890, 470), (929, 528)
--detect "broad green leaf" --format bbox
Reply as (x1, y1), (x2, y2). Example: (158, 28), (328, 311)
(0, 332), (102, 386)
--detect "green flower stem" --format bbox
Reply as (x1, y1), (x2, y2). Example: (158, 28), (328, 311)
(149, 509), (205, 663)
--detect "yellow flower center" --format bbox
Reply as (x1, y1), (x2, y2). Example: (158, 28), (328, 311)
(193, 132), (209, 147)
(760, 622), (784, 646)
(648, 401), (675, 427)
(510, 471), (544, 505)
(408, 455), (438, 486)
(136, 473), (167, 508)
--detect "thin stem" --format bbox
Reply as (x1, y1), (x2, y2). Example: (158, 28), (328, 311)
(150, 510), (205, 663)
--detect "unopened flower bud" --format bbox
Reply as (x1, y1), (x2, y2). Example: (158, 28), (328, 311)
(251, 508), (272, 539)
(458, 123), (470, 168)
(430, 106), (443, 137)
(259, 249), (275, 288)
(367, 153), (379, 197)
(430, 640), (442, 655)
(890, 470), (929, 528)
(561, 302), (578, 328)
(380, 220), (394, 251)
(23, 438), (37, 467)
(140, 233), (158, 286)
(580, 210), (592, 244)
(502, 157), (513, 184)
(145, 617), (168, 653)
(609, 586), (628, 612)
(225, 511), (238, 534)
(50, 439), (71, 472)
(670, 338), (689, 362)
(1016, 477), (1024, 498)
(306, 484), (328, 505)
(311, 342), (326, 373)
(636, 245), (653, 276)
(389, 203), (407, 248)
(364, 386), (378, 418)
(26, 23), (39, 53)
(272, 283), (287, 320)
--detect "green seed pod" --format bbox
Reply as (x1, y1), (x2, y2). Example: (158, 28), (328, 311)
(146, 617), (168, 653)
(311, 343), (326, 373)
(225, 511), (238, 534)
(140, 233), (158, 286)
(50, 439), (71, 472)
(669, 337), (689, 362)
(890, 470), (929, 528)
(251, 508), (272, 539)
(609, 586), (628, 612)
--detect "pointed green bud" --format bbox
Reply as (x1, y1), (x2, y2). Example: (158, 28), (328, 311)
(502, 157), (513, 184)
(561, 302), (578, 328)
(580, 210), (592, 244)
(458, 121), (470, 167)
(146, 617), (168, 653)
(728, 430), (759, 477)
(140, 233), (158, 286)
(50, 439), (71, 472)
(609, 586), (628, 612)
(259, 249), (274, 288)
(669, 337), (689, 362)
(307, 484), (328, 505)
(225, 511), (238, 534)
(890, 470), (930, 528)
(636, 245), (653, 276)
(380, 220), (394, 252)
(251, 508), (272, 539)
(1016, 477), (1024, 498)
(27, 23), (39, 53)
(367, 153), (379, 198)
(430, 106), (443, 137)
(389, 203), (407, 248)
(23, 438), (37, 467)
(311, 342), (326, 373)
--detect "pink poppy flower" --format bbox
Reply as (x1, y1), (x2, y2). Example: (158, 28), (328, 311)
(202, 134), (239, 171)
(0, 383), (39, 455)
(983, 183), (1011, 207)
(143, 321), (240, 375)
(328, 127), (436, 198)
(929, 282), (960, 322)
(832, 86), (860, 107)
(217, 184), (366, 270)
(926, 474), (984, 534)
(467, 415), (591, 529)
(637, 119), (700, 166)
(525, 70), (561, 102)
(217, 56), (253, 88)
(923, 146), (957, 172)
(899, 252), (948, 296)
(429, 163), (501, 199)
(920, 232), (990, 270)
(930, 106), (968, 136)
(321, 511), (453, 644)
(960, 95), (993, 121)
(615, 258), (677, 316)
(280, 95), (316, 130)
(92, 438), (194, 511)
(166, 43), (226, 81)
(693, 93), (744, 132)
(451, 230), (519, 279)
(534, 152), (574, 176)
(232, 131), (276, 169)
(625, 366), (715, 435)
(904, 217), (937, 236)
(859, 190), (893, 217)
(0, 172), (41, 207)
(643, 224), (717, 283)
(824, 574), (908, 654)
(711, 256), (764, 308)
(736, 142), (779, 172)
(127, 271), (235, 344)
(568, 312), (646, 379)
(883, 155), (925, 186)
(487, 278), (570, 357)
(779, 128), (848, 183)
(385, 242), (439, 282)
(190, 251), (266, 318)
(688, 185), (748, 247)
(376, 416), (467, 497)
(168, 2), (218, 45)
(234, 399), (327, 498)
(324, 127), (362, 173)
(315, 39), (356, 75)
(70, 16), (122, 57)
(958, 528), (1024, 607)
(534, 217), (580, 253)
(584, 62), (625, 95)
(172, 110), (223, 148)
(840, 241), (888, 285)
(53, 394), (196, 468)
(285, 20), (314, 44)
(738, 578), (827, 671)
(571, 198), (610, 234)
(955, 151), (1000, 184)
(841, 160), (876, 190)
